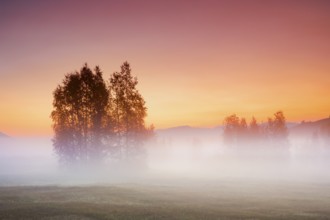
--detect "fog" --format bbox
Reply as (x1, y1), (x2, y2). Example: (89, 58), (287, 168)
(147, 127), (330, 183)
(0, 129), (330, 187)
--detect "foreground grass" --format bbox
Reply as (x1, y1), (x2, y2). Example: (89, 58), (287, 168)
(0, 180), (330, 219)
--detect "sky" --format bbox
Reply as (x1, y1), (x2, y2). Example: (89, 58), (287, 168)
(0, 0), (329, 136)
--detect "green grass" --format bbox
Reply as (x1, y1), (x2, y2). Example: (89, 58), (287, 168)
(0, 180), (330, 219)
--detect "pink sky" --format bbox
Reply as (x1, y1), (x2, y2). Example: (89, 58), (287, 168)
(0, 0), (330, 136)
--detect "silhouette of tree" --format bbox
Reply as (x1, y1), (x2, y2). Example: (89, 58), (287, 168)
(51, 62), (152, 166)
(249, 117), (260, 139)
(266, 111), (288, 145)
(320, 121), (330, 147)
(109, 61), (149, 159)
(223, 112), (289, 149)
(223, 114), (240, 147)
(51, 64), (111, 165)
(238, 118), (248, 141)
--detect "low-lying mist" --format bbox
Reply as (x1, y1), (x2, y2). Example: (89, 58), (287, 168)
(147, 127), (330, 183)
(1, 129), (329, 187)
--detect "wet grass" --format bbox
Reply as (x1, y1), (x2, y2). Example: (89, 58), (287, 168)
(0, 180), (330, 219)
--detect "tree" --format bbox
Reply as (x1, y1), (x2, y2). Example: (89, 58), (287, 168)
(238, 117), (248, 140)
(51, 64), (111, 165)
(320, 121), (330, 147)
(223, 112), (289, 149)
(51, 62), (152, 166)
(249, 116), (260, 139)
(223, 114), (240, 146)
(109, 62), (149, 159)
(266, 111), (288, 145)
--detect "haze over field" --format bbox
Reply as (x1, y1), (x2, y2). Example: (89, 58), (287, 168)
(1, 0), (330, 136)
(1, 118), (330, 185)
(0, 0), (330, 219)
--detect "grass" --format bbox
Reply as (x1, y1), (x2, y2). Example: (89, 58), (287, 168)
(0, 180), (330, 219)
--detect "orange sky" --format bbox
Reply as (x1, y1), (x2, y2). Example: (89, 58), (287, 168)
(0, 0), (330, 136)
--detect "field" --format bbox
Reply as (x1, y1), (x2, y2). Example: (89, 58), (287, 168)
(0, 179), (330, 220)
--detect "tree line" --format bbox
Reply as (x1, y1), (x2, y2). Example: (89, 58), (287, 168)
(51, 62), (153, 166)
(223, 111), (289, 148)
(51, 62), (328, 166)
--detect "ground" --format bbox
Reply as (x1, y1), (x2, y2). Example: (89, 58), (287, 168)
(0, 179), (330, 220)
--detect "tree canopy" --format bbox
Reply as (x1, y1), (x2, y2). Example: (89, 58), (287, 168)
(110, 62), (149, 158)
(223, 111), (288, 148)
(51, 62), (151, 166)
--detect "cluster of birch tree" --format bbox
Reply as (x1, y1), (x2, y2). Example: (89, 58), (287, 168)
(51, 62), (153, 166)
(223, 111), (288, 148)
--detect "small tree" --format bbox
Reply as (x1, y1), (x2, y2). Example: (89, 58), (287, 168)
(109, 61), (149, 159)
(320, 121), (330, 147)
(249, 117), (260, 139)
(51, 64), (111, 165)
(223, 114), (240, 147)
(51, 62), (152, 166)
(238, 118), (248, 141)
(266, 111), (288, 146)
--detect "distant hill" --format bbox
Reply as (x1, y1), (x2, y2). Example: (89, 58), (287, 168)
(155, 126), (223, 147)
(155, 118), (328, 141)
(286, 122), (300, 129)
(0, 132), (9, 138)
(157, 125), (223, 136)
(289, 118), (330, 137)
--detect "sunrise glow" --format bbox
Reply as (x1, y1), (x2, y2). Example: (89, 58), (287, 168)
(1, 0), (329, 136)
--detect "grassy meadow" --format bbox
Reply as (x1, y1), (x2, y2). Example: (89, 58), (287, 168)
(0, 179), (329, 219)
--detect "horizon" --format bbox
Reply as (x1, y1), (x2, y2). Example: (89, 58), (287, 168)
(1, 0), (330, 136)
(1, 116), (329, 138)
(1, 2), (330, 218)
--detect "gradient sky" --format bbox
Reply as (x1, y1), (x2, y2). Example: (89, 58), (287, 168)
(1, 0), (330, 136)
